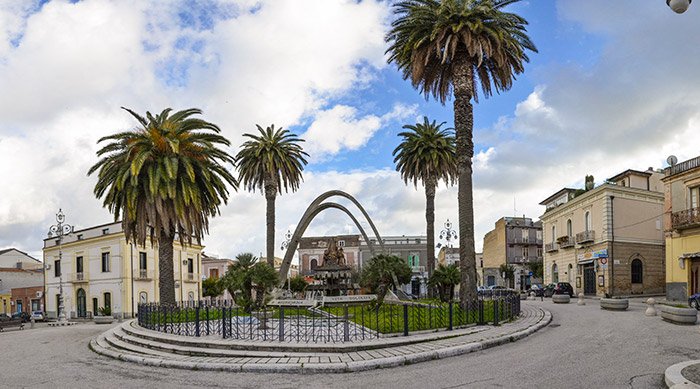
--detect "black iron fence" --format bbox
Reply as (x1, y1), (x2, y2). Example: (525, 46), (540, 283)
(137, 292), (520, 343)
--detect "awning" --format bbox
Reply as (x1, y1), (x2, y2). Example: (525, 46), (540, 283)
(680, 252), (700, 259)
(578, 259), (595, 265)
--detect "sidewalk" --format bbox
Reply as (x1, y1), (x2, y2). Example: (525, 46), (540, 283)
(90, 302), (551, 373)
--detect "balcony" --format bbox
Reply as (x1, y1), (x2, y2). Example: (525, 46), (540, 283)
(70, 272), (87, 283)
(576, 230), (595, 244)
(545, 243), (559, 253)
(527, 256), (543, 262)
(134, 269), (153, 281)
(411, 266), (426, 274)
(557, 235), (575, 249)
(672, 207), (700, 230)
(184, 273), (198, 283)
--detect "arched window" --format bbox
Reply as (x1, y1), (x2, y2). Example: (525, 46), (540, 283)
(631, 259), (643, 284)
(567, 264), (573, 283)
(585, 211), (591, 231)
(567, 219), (572, 237)
(139, 292), (148, 304)
(310, 258), (318, 270)
(552, 264), (559, 283)
(551, 225), (556, 242)
(188, 291), (195, 301)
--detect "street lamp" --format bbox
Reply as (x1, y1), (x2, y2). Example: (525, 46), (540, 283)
(437, 219), (458, 249)
(47, 209), (74, 323)
(668, 0), (692, 13)
(280, 229), (293, 296)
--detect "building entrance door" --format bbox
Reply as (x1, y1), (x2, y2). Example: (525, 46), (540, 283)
(77, 288), (86, 318)
(691, 259), (700, 295)
(583, 265), (596, 295)
(411, 279), (421, 297)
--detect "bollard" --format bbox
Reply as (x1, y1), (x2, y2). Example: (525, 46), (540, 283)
(30, 317), (35, 329)
(577, 293), (586, 306)
(528, 292), (535, 301)
(645, 298), (657, 316)
(117, 312), (123, 323)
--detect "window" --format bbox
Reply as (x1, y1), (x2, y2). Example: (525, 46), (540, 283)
(536, 230), (542, 240)
(408, 253), (420, 268)
(487, 275), (496, 286)
(139, 252), (147, 271)
(552, 264), (559, 283)
(103, 292), (111, 310)
(584, 211), (591, 231)
(76, 256), (83, 274)
(54, 260), (61, 277)
(101, 252), (110, 272)
(337, 240), (346, 247)
(188, 291), (195, 301)
(102, 228), (109, 235)
(92, 298), (98, 315)
(566, 219), (572, 237)
(139, 292), (148, 304)
(631, 259), (643, 284)
(522, 247), (528, 258)
(210, 268), (219, 278)
(521, 229), (528, 242)
(537, 247), (543, 257)
(187, 258), (194, 274)
(551, 225), (556, 243)
(691, 187), (700, 209)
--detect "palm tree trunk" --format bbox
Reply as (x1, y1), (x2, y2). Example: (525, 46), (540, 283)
(264, 180), (277, 268)
(158, 232), (176, 305)
(453, 54), (478, 309)
(425, 177), (436, 277)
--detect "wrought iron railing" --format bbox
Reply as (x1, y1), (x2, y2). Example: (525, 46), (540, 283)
(134, 269), (153, 280)
(672, 207), (700, 229)
(558, 235), (575, 248)
(545, 242), (558, 252)
(70, 272), (86, 282)
(137, 292), (521, 343)
(576, 230), (595, 244)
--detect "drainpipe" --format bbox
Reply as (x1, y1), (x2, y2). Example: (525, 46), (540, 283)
(130, 243), (134, 318)
(610, 195), (615, 297)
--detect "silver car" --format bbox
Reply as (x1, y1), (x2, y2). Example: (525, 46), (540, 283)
(30, 311), (44, 322)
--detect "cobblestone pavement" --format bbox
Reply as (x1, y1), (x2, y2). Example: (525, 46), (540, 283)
(2, 300), (699, 388)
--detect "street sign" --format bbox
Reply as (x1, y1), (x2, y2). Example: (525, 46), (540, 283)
(528, 271), (534, 277)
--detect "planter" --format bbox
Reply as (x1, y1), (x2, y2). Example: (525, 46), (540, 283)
(600, 298), (629, 311)
(660, 305), (698, 325)
(552, 294), (570, 304)
(94, 316), (115, 324)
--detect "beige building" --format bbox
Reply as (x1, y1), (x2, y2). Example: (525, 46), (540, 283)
(0, 248), (42, 270)
(663, 155), (700, 301)
(541, 169), (665, 297)
(298, 235), (361, 274)
(43, 221), (203, 319)
(482, 217), (543, 290)
(437, 247), (484, 287)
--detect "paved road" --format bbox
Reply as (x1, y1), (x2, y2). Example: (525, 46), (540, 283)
(2, 300), (699, 388)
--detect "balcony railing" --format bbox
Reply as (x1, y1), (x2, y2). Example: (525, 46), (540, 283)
(134, 269), (153, 280)
(672, 207), (700, 230)
(70, 272), (87, 283)
(545, 243), (558, 252)
(184, 273), (198, 282)
(667, 156), (700, 177)
(576, 230), (595, 244)
(527, 256), (543, 262)
(411, 266), (426, 274)
(557, 235), (575, 249)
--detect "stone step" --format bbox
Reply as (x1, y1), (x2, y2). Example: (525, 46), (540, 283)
(105, 330), (189, 360)
(114, 326), (333, 359)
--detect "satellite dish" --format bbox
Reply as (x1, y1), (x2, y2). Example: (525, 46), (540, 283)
(667, 155), (678, 166)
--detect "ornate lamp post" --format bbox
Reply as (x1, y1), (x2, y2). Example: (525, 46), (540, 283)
(280, 229), (293, 295)
(437, 219), (458, 249)
(47, 209), (74, 323)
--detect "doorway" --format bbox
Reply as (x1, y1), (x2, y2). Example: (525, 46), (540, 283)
(77, 288), (86, 318)
(583, 265), (596, 295)
(691, 259), (700, 295)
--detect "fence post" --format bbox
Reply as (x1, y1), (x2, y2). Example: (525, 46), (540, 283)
(343, 305), (350, 342)
(195, 303), (201, 337)
(478, 299), (485, 325)
(279, 306), (285, 342)
(493, 298), (499, 324)
(206, 305), (210, 336)
(403, 304), (409, 336)
(448, 302), (453, 331)
(221, 305), (227, 339)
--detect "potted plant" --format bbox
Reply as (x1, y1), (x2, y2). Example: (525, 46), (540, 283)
(94, 306), (114, 324)
(660, 303), (698, 325)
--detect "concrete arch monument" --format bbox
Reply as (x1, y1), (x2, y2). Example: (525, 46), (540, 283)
(278, 190), (384, 284)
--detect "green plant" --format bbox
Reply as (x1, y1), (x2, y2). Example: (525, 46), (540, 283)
(288, 275), (309, 296)
(360, 254), (412, 307)
(88, 107), (237, 304)
(98, 306), (111, 316)
(499, 264), (516, 288)
(202, 277), (224, 298)
(429, 264), (460, 302)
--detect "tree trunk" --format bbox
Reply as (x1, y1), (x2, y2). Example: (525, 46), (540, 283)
(453, 54), (478, 309)
(158, 232), (176, 305)
(264, 179), (277, 268)
(425, 177), (436, 277)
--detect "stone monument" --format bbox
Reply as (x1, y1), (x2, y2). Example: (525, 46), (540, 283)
(307, 238), (358, 297)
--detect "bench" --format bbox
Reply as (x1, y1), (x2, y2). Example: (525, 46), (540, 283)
(0, 318), (25, 332)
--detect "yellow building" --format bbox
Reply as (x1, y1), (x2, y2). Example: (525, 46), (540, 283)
(0, 292), (10, 315)
(43, 221), (203, 319)
(663, 155), (700, 301)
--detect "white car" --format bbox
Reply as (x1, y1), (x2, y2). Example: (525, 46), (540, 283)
(30, 311), (44, 322)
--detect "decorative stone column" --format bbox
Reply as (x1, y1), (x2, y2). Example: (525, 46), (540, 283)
(577, 293), (586, 306)
(645, 298), (657, 316)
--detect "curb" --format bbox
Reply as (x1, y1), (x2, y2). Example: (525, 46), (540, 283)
(665, 360), (700, 388)
(90, 308), (552, 374)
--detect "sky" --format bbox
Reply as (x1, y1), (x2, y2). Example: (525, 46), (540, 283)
(1, 0), (699, 261)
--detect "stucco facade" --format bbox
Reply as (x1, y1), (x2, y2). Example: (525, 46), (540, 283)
(0, 248), (42, 270)
(43, 221), (203, 319)
(541, 169), (665, 297)
(662, 156), (700, 301)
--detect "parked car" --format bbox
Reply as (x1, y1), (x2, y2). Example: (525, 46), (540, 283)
(0, 313), (10, 321)
(31, 311), (45, 322)
(12, 312), (30, 323)
(529, 284), (545, 297)
(543, 283), (557, 297)
(689, 293), (700, 310)
(553, 282), (575, 297)
(476, 286), (488, 295)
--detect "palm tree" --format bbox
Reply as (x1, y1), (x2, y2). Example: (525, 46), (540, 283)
(360, 254), (413, 307)
(386, 0), (536, 305)
(499, 263), (515, 289)
(393, 116), (457, 277)
(88, 107), (237, 305)
(236, 125), (308, 268)
(250, 262), (280, 308)
(430, 264), (460, 302)
(222, 252), (258, 309)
